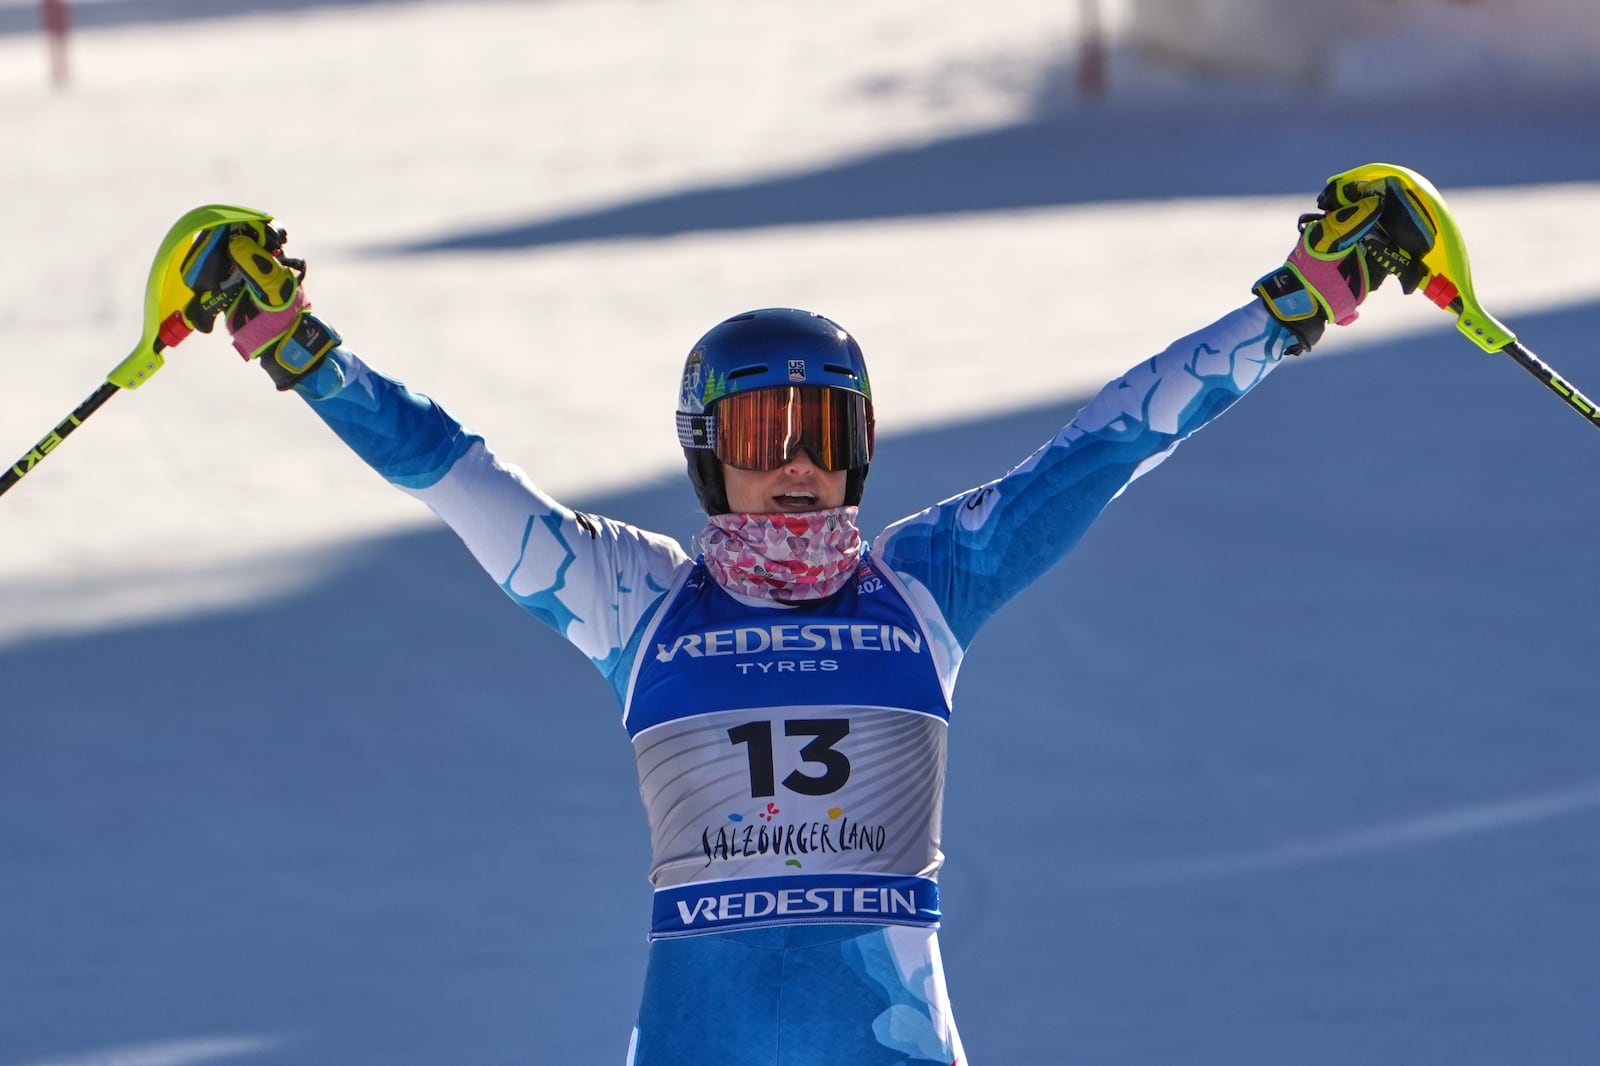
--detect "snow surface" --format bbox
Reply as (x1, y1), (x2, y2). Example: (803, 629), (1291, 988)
(2, 2), (1599, 1064)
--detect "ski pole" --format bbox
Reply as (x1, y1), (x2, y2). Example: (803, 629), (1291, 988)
(1413, 273), (1600, 430)
(2, 378), (131, 498)
(1487, 339), (1600, 428)
(1, 204), (273, 498)
(1333, 162), (1600, 433)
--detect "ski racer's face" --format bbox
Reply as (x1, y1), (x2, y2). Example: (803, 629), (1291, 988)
(722, 450), (848, 514)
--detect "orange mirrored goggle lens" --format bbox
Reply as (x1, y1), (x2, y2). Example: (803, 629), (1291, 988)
(714, 386), (874, 472)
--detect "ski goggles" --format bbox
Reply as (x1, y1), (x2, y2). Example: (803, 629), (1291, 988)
(683, 385), (874, 472)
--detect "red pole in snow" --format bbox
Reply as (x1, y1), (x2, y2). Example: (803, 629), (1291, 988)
(42, 0), (70, 90)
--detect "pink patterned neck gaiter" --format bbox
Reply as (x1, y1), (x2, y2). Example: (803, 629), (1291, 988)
(698, 507), (863, 603)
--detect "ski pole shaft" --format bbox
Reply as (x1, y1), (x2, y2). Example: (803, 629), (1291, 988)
(1426, 281), (1600, 433)
(1, 325), (185, 498)
(1499, 337), (1600, 430)
(0, 377), (130, 498)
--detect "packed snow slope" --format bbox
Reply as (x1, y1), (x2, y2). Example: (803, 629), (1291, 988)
(2, 2), (1598, 1065)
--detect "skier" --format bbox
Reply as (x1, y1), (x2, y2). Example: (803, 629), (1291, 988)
(187, 174), (1430, 1065)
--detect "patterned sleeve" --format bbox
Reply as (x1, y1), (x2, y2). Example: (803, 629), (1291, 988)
(874, 301), (1297, 651)
(295, 350), (692, 688)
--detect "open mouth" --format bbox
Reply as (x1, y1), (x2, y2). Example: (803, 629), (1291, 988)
(771, 490), (818, 510)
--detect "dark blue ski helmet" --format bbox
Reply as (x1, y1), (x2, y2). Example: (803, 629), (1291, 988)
(676, 308), (874, 514)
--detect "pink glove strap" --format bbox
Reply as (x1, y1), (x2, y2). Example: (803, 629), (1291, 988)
(1287, 245), (1364, 327)
(231, 287), (310, 361)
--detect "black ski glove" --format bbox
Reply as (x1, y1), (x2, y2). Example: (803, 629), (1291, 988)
(1254, 175), (1438, 355)
(180, 221), (341, 390)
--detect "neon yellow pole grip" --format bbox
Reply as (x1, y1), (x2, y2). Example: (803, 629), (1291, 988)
(1323, 162), (1516, 353)
(2, 204), (277, 498)
(106, 203), (276, 389)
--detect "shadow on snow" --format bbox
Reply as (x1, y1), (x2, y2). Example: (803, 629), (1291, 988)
(384, 88), (1600, 254)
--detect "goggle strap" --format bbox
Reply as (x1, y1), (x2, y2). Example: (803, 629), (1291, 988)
(676, 412), (716, 451)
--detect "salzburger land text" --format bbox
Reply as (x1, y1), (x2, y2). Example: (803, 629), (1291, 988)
(702, 815), (887, 866)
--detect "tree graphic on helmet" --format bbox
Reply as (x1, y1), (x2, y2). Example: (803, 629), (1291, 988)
(700, 368), (730, 409)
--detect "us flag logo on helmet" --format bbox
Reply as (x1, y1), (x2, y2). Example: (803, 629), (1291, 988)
(787, 359), (806, 381)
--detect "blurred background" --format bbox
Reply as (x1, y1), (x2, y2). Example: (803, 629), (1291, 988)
(2, 1), (1599, 1063)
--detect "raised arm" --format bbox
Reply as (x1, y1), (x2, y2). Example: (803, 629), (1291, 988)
(298, 350), (690, 685)
(875, 301), (1293, 649)
(190, 221), (690, 688)
(876, 176), (1421, 650)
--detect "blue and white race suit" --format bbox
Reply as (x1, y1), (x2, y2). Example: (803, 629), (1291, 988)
(297, 302), (1296, 1065)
